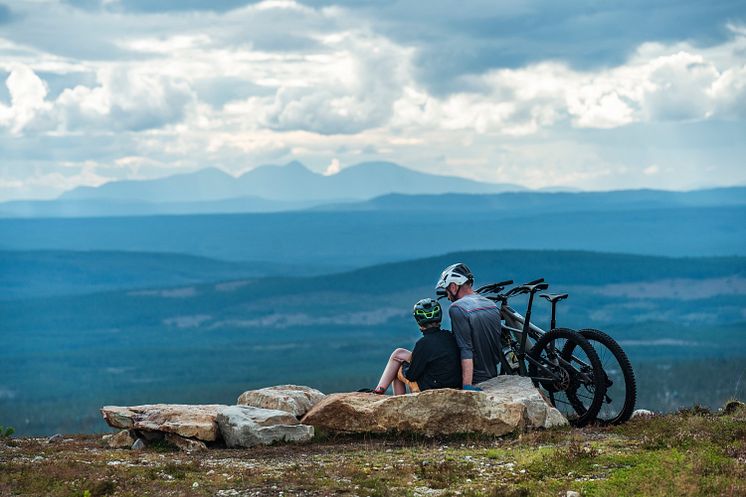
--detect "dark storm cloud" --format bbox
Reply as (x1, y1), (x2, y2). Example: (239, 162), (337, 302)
(325, 0), (746, 95)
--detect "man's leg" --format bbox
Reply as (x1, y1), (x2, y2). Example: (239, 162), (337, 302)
(375, 348), (412, 393)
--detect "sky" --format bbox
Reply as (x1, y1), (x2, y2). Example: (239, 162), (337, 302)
(0, 0), (745, 201)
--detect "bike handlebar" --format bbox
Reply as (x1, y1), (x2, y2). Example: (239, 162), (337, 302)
(474, 278), (548, 300)
(503, 278), (548, 297)
(475, 279), (514, 294)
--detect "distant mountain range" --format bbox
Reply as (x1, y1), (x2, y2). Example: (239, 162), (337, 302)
(60, 161), (525, 201)
(0, 159), (743, 218)
(0, 161), (526, 217)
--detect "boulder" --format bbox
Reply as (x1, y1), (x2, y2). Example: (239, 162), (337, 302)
(131, 438), (146, 450)
(100, 404), (224, 442)
(631, 409), (655, 419)
(237, 385), (325, 418)
(301, 376), (567, 437)
(217, 405), (315, 448)
(165, 433), (208, 452)
(47, 434), (63, 443)
(478, 376), (568, 428)
(106, 429), (136, 448)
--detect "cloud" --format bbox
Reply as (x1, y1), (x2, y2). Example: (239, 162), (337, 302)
(323, 157), (340, 175)
(340, 0), (746, 94)
(0, 1), (745, 200)
(58, 66), (195, 131)
(0, 64), (195, 134)
(0, 64), (52, 134)
(389, 27), (746, 135)
(710, 64), (746, 119)
(261, 31), (412, 134)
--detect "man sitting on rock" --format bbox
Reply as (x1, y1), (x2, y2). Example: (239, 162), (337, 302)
(436, 263), (502, 391)
(368, 298), (462, 395)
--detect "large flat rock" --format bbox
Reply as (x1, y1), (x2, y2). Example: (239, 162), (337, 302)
(237, 385), (325, 418)
(301, 376), (567, 437)
(100, 404), (224, 442)
(217, 405), (314, 448)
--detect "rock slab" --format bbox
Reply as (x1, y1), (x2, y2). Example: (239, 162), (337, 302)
(217, 405), (314, 448)
(237, 385), (325, 418)
(301, 376), (567, 437)
(101, 404), (224, 442)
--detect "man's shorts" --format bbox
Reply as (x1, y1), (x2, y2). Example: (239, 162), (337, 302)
(397, 365), (420, 393)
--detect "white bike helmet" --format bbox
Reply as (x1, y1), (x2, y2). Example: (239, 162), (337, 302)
(435, 263), (474, 294)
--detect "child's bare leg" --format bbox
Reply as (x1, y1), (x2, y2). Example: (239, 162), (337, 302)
(392, 377), (407, 395)
(375, 348), (412, 393)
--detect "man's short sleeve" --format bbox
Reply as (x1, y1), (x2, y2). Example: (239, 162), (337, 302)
(449, 305), (473, 360)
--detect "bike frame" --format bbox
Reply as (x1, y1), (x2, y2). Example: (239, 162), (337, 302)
(493, 300), (595, 384)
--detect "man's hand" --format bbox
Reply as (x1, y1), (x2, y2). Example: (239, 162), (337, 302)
(462, 385), (483, 392)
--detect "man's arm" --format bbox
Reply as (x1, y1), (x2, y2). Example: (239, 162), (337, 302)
(449, 305), (474, 386)
(461, 358), (474, 386)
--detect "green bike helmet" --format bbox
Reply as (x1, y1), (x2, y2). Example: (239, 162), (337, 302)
(413, 298), (442, 327)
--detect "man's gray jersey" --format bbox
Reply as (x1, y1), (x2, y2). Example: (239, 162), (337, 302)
(449, 293), (502, 384)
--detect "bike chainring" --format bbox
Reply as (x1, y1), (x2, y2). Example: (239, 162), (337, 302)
(539, 361), (571, 393)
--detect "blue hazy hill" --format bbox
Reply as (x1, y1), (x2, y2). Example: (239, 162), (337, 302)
(0, 250), (344, 300)
(0, 196), (327, 218)
(1, 206), (744, 266)
(317, 187), (746, 213)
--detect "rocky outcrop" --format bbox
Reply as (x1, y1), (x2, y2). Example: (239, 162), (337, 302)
(217, 405), (314, 448)
(100, 402), (315, 449)
(101, 379), (563, 446)
(301, 376), (567, 437)
(100, 404), (223, 442)
(237, 385), (325, 418)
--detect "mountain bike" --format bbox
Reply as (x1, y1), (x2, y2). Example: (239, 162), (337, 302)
(477, 280), (636, 425)
(472, 279), (608, 427)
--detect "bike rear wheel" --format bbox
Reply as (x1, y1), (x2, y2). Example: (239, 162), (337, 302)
(563, 328), (637, 425)
(528, 327), (606, 427)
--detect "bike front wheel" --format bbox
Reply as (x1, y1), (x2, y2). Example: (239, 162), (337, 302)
(562, 328), (637, 425)
(527, 327), (607, 427)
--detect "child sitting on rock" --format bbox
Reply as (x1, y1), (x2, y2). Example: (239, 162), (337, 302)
(368, 298), (462, 395)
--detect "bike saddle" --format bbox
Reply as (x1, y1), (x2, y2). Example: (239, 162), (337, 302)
(540, 293), (568, 303)
(521, 282), (549, 293)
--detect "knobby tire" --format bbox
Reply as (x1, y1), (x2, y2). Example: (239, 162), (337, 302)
(528, 327), (607, 427)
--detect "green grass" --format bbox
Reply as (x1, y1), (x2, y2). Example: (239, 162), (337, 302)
(1, 402), (744, 497)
